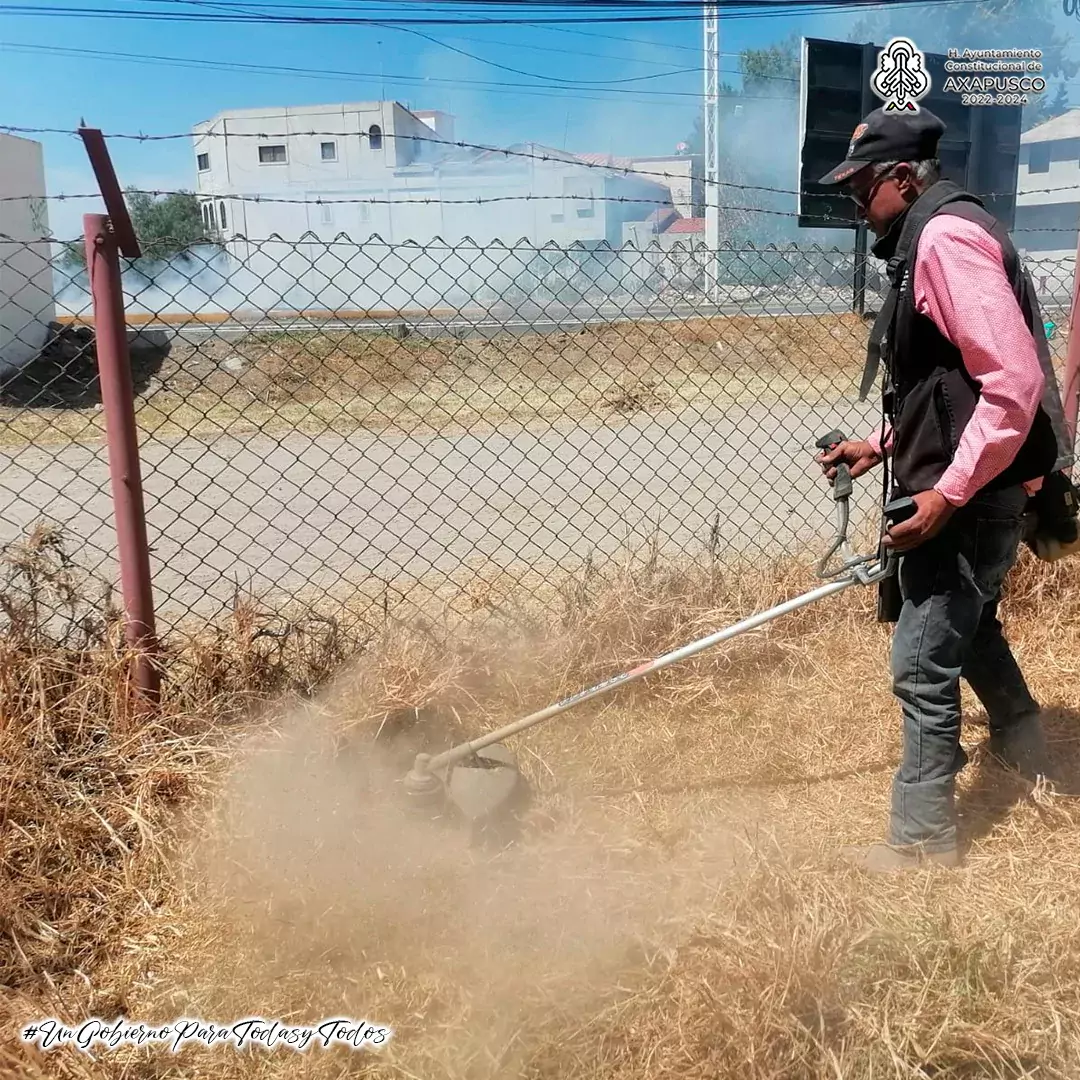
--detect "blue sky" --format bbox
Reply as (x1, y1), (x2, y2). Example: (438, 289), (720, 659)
(1, 1), (1072, 239)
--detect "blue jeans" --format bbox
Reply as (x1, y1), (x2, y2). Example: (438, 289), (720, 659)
(889, 484), (1039, 852)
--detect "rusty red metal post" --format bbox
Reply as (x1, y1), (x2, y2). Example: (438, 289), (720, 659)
(1065, 229), (1080, 464)
(83, 214), (160, 704)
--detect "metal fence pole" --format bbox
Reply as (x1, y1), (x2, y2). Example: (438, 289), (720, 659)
(83, 213), (160, 704)
(852, 223), (868, 317)
(1065, 231), (1080, 464)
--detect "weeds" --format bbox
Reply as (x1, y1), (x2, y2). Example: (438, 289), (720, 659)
(2, 528), (1080, 1080)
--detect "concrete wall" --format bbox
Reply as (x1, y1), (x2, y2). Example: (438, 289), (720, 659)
(622, 222), (703, 249)
(413, 110), (456, 143)
(1015, 137), (1080, 263)
(192, 101), (447, 241)
(210, 152), (669, 249)
(628, 156), (700, 218)
(0, 133), (55, 376)
(1017, 137), (1080, 206)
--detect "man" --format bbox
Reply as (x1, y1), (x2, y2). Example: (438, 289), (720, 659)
(815, 106), (1064, 874)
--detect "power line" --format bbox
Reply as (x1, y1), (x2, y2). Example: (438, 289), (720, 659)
(437, 26), (711, 65)
(370, 20), (700, 84)
(0, 43), (706, 109)
(524, 19), (704, 54)
(165, 0), (785, 85)
(164, 0), (705, 83)
(0, 0), (989, 27)
(384, 22), (798, 84)
(0, 40), (801, 110)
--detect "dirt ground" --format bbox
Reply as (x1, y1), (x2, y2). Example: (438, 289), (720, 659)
(0, 315), (880, 448)
(4, 311), (1071, 452)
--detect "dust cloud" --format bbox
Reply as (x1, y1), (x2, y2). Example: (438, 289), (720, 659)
(180, 694), (742, 1071)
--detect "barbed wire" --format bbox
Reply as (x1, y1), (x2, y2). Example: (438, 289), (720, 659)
(11, 233), (1080, 256)
(0, 223), (1072, 635)
(4, 188), (1079, 234)
(0, 189), (822, 218)
(6, 123), (1076, 201)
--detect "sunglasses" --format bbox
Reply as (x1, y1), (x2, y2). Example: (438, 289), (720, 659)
(846, 165), (900, 211)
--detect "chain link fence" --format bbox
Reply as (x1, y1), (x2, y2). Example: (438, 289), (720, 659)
(1, 233), (1076, 633)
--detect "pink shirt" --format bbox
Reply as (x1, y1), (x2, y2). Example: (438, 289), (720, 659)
(865, 214), (1046, 506)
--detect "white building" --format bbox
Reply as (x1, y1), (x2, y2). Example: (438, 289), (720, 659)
(573, 152), (702, 219)
(1014, 110), (1080, 278)
(0, 133), (55, 377)
(191, 100), (674, 250)
(192, 101), (444, 242)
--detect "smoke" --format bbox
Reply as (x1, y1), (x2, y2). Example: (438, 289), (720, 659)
(180, 700), (740, 1072)
(51, 237), (672, 319)
(42, 14), (876, 322)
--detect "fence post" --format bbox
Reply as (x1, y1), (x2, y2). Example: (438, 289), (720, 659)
(1065, 236), (1080, 465)
(851, 222), (868, 317)
(83, 213), (160, 705)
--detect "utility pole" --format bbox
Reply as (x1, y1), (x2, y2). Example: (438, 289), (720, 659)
(703, 1), (720, 303)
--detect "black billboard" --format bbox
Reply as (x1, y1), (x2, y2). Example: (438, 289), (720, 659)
(797, 37), (1023, 230)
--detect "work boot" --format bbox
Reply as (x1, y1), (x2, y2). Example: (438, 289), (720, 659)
(987, 719), (1053, 783)
(842, 842), (960, 875)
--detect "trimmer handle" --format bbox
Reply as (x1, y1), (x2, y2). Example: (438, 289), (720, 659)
(883, 496), (917, 528)
(815, 429), (853, 501)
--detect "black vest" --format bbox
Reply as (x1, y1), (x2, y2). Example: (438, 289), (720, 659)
(866, 181), (1067, 498)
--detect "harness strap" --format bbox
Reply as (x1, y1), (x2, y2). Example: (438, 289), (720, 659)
(857, 182), (981, 403)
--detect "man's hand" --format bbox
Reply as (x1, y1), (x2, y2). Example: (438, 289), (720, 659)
(882, 489), (956, 552)
(816, 439), (882, 483)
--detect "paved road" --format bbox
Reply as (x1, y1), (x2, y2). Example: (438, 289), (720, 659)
(163, 294), (863, 344)
(0, 394), (883, 625)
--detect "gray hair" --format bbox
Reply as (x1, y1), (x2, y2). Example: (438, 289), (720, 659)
(871, 158), (941, 186)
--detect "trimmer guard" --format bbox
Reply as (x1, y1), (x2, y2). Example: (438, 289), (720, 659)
(447, 743), (531, 845)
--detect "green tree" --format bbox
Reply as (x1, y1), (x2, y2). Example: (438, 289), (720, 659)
(739, 34), (801, 98)
(847, 0), (1077, 129)
(686, 37), (800, 157)
(63, 188), (212, 268)
(685, 39), (801, 243)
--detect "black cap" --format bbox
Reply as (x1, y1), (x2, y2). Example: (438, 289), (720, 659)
(817, 106), (946, 186)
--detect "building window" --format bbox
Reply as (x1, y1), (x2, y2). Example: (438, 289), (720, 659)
(319, 203), (334, 225)
(576, 190), (596, 218)
(368, 125), (383, 151)
(1028, 143), (1051, 173)
(358, 203), (372, 224)
(218, 201), (227, 231)
(202, 203), (212, 230)
(197, 152), (210, 172)
(259, 144), (287, 164)
(321, 141), (337, 162)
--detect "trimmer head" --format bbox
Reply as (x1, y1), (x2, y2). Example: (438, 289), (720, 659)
(403, 743), (531, 847)
(448, 743), (530, 845)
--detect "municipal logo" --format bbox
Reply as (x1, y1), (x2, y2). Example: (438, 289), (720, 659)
(871, 37), (932, 112)
(848, 122), (868, 156)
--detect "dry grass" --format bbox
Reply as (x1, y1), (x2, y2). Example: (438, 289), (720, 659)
(3, 529), (1080, 1079)
(0, 315), (877, 448)
(3, 313), (1070, 451)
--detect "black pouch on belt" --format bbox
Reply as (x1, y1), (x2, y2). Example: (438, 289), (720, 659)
(1023, 469), (1080, 560)
(877, 552), (903, 623)
(876, 495), (917, 623)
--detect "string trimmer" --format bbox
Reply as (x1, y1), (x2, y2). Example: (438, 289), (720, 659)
(401, 430), (916, 844)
